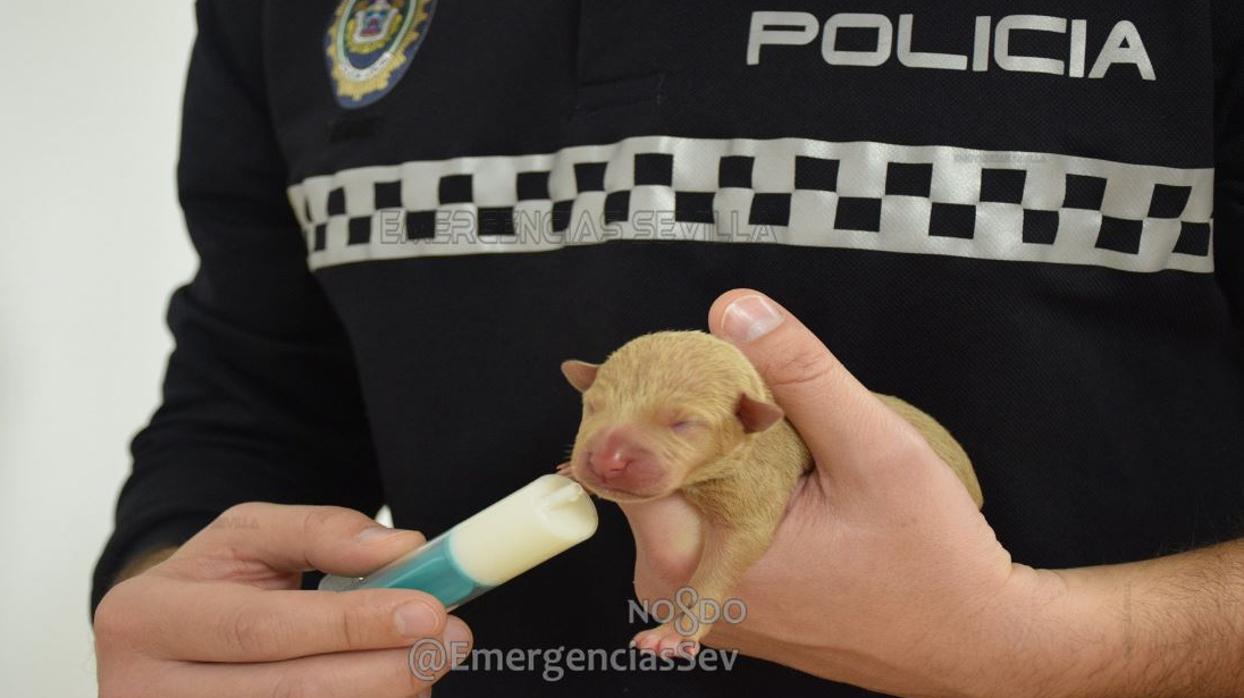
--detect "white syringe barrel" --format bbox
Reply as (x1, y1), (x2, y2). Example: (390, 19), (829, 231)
(318, 475), (598, 609)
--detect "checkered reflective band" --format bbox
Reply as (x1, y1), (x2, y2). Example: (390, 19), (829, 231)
(287, 136), (1214, 274)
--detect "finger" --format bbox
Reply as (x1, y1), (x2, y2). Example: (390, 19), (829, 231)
(707, 290), (910, 476)
(163, 616), (473, 698)
(178, 503), (427, 578)
(127, 578), (447, 662)
(617, 494), (704, 586)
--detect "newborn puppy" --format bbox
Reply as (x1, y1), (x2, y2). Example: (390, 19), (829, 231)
(559, 330), (983, 656)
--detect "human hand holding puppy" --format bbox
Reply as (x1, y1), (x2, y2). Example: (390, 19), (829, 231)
(559, 327), (983, 657)
(593, 290), (1244, 698)
(557, 290), (1003, 694)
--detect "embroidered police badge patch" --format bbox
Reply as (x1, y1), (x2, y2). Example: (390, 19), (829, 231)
(325, 0), (436, 109)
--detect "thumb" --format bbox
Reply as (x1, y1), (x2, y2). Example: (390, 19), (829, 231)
(708, 290), (907, 480)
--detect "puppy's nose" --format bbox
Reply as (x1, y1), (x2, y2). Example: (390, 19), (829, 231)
(590, 448), (633, 479)
(588, 427), (648, 481)
(592, 452), (631, 477)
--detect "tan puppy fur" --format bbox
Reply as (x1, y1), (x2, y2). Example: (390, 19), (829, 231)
(559, 331), (983, 655)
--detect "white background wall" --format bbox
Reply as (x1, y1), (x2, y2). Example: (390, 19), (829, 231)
(0, 3), (198, 695)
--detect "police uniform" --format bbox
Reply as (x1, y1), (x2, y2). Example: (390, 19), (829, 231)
(94, 2), (1244, 696)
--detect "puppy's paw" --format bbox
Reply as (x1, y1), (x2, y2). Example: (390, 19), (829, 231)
(630, 622), (701, 658)
(555, 461), (578, 482)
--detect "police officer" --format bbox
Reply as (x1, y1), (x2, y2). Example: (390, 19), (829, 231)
(93, 1), (1244, 696)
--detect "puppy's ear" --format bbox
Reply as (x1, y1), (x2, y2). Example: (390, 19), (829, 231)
(561, 360), (600, 393)
(735, 393), (784, 434)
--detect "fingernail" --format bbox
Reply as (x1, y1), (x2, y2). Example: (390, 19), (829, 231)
(394, 602), (441, 638)
(355, 525), (403, 543)
(442, 617), (473, 665)
(722, 294), (784, 343)
(416, 690), (432, 698)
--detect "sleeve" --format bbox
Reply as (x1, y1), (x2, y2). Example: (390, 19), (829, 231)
(90, 0), (384, 614)
(1214, 0), (1244, 336)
